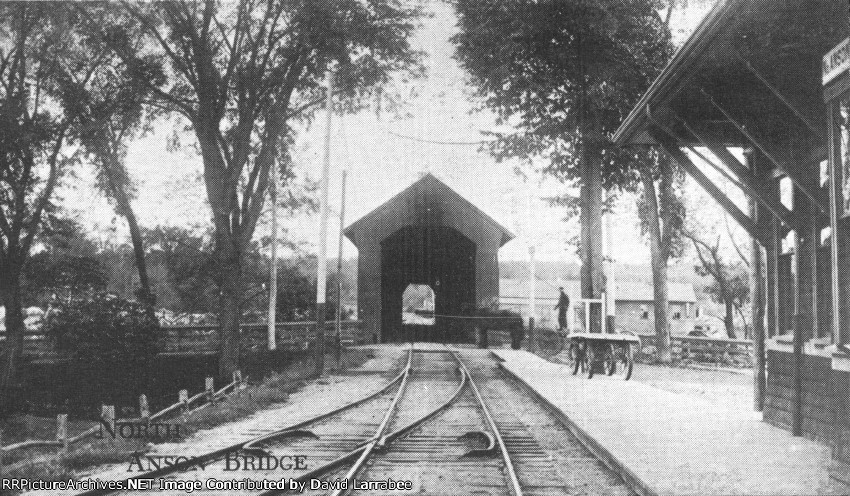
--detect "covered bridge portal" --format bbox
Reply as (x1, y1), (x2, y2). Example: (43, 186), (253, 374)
(344, 174), (513, 343)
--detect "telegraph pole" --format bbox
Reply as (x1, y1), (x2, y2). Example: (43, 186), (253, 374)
(335, 169), (348, 364)
(604, 189), (616, 334)
(526, 183), (536, 352)
(314, 69), (333, 375)
(267, 157), (279, 351)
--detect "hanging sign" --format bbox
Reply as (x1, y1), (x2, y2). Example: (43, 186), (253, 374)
(840, 99), (850, 217)
(823, 37), (850, 85)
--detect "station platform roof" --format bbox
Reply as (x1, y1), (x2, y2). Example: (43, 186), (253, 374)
(614, 0), (847, 156)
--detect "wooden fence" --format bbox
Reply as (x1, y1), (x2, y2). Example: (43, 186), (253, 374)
(530, 327), (754, 363)
(0, 320), (364, 361)
(638, 334), (754, 361)
(0, 371), (246, 477)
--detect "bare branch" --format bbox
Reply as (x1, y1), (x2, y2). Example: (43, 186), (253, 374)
(724, 212), (750, 267)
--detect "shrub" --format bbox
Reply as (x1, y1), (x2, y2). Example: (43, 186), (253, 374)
(43, 292), (159, 411)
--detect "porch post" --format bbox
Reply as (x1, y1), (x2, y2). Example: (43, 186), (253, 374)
(748, 150), (766, 412)
(766, 206), (780, 339)
(792, 165), (818, 436)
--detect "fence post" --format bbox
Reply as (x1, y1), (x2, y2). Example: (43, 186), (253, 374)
(139, 395), (150, 423)
(101, 405), (115, 438)
(233, 370), (244, 395)
(56, 414), (69, 455)
(179, 390), (189, 416)
(205, 377), (215, 404)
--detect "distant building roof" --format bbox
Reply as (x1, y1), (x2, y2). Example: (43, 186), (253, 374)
(499, 279), (696, 304)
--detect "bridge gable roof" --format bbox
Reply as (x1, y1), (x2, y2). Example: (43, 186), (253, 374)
(343, 173), (514, 249)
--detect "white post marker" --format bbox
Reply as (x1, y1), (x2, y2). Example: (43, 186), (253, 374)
(139, 394), (150, 421)
(179, 390), (189, 415)
(102, 405), (115, 434)
(57, 414), (68, 455)
(206, 377), (215, 403)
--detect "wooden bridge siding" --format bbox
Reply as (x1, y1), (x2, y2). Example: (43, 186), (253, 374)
(0, 321), (364, 360)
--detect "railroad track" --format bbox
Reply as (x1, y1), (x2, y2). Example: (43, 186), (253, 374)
(67, 346), (629, 496)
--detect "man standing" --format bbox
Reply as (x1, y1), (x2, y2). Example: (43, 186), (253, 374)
(554, 287), (570, 332)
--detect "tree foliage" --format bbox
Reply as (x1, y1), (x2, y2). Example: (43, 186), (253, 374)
(63, 6), (160, 308)
(78, 0), (425, 375)
(0, 3), (123, 402)
(23, 216), (107, 304)
(42, 291), (159, 408)
(453, 0), (673, 334)
(45, 292), (158, 363)
(452, 0), (672, 185)
(635, 151), (687, 260)
(275, 262), (349, 321)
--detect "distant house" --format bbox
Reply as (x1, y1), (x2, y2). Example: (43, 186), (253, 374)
(499, 279), (697, 336)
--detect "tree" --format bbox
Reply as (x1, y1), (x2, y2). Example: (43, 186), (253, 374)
(23, 216), (107, 305)
(453, 0), (672, 331)
(275, 261), (348, 321)
(635, 150), (686, 362)
(142, 226), (323, 322)
(0, 4), (110, 406)
(66, 9), (159, 312)
(83, 0), (423, 377)
(143, 225), (219, 318)
(683, 227), (750, 339)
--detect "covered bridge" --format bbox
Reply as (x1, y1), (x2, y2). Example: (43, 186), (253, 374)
(614, 0), (850, 460)
(344, 173), (514, 343)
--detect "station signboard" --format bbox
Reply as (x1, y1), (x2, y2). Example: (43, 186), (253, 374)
(825, 38), (850, 217)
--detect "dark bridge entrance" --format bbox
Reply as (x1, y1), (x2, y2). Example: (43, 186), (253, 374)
(381, 226), (476, 343)
(344, 174), (514, 343)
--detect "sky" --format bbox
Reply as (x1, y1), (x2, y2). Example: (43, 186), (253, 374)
(59, 0), (741, 267)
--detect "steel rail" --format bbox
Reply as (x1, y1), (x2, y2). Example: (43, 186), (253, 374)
(327, 344), (415, 496)
(71, 347), (415, 496)
(258, 349), (470, 496)
(451, 348), (524, 496)
(243, 346), (413, 450)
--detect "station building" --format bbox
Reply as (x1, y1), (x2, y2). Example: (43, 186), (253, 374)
(613, 0), (850, 460)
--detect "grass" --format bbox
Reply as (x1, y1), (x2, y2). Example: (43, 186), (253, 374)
(1, 349), (373, 493)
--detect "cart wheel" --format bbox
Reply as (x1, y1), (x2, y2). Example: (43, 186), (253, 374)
(604, 344), (617, 376)
(585, 343), (595, 379)
(568, 342), (581, 375)
(613, 343), (634, 380)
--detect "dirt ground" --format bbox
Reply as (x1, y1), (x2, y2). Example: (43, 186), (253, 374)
(8, 347), (404, 493)
(629, 363), (754, 411)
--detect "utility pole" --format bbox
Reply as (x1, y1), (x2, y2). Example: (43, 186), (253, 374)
(335, 169), (348, 364)
(526, 186), (536, 352)
(604, 189), (616, 334)
(267, 158), (279, 351)
(314, 69), (333, 375)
